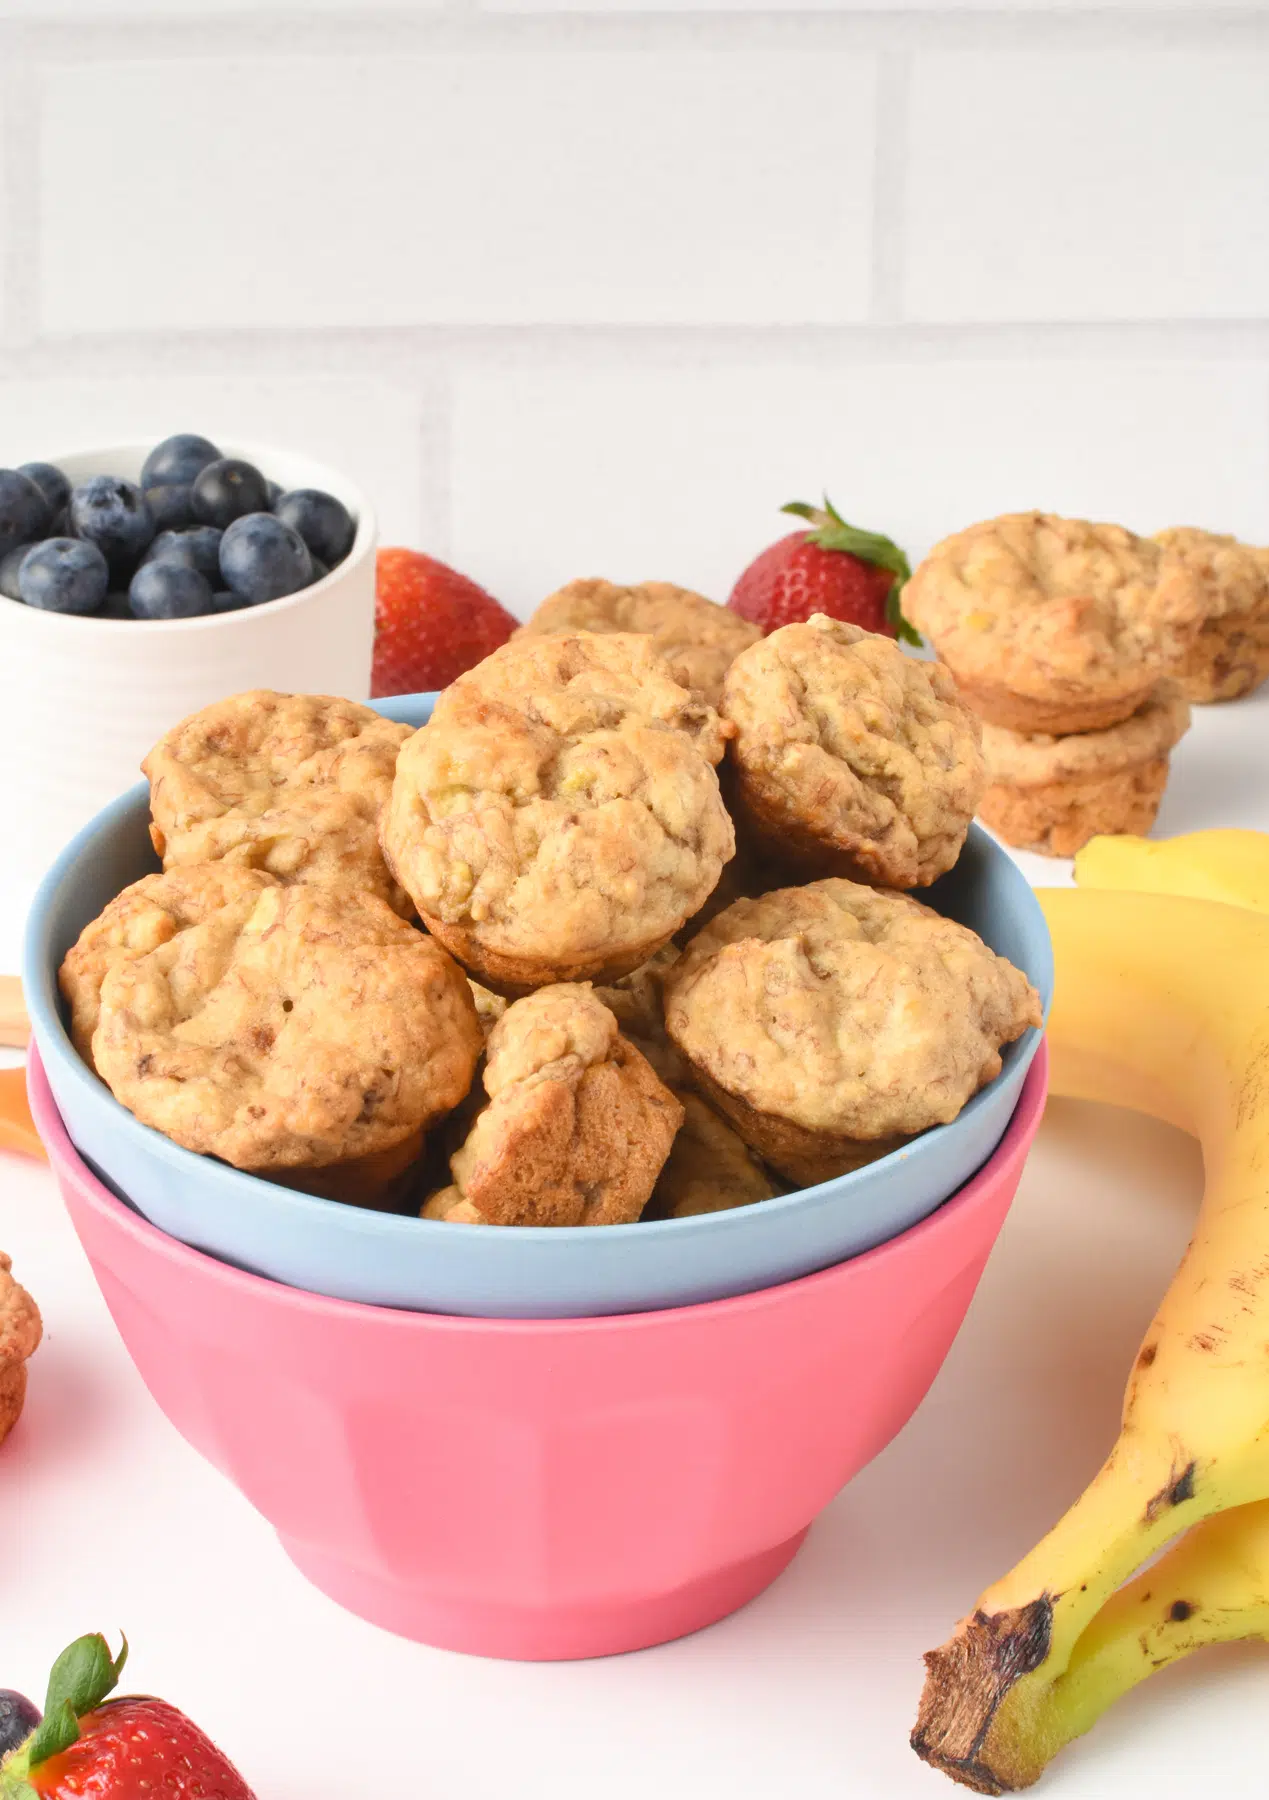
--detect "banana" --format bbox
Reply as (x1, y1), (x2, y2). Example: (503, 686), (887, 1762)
(912, 886), (1269, 1792)
(1074, 827), (1269, 914)
(996, 1497), (1269, 1774)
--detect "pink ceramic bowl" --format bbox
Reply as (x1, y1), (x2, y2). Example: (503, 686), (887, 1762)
(30, 1041), (1047, 1663)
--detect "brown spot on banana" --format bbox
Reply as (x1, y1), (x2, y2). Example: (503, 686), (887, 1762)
(1143, 1459), (1197, 1523)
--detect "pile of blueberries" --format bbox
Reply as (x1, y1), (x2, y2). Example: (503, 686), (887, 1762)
(0, 433), (357, 620)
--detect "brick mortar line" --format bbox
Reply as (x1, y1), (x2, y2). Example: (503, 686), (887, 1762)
(868, 49), (909, 325)
(3, 322), (1269, 376)
(0, 50), (40, 350)
(0, 8), (1264, 62)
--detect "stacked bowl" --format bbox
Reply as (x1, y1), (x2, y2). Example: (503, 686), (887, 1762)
(23, 694), (1052, 1661)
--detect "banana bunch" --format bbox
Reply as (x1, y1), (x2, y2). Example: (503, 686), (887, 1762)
(912, 828), (1269, 1793)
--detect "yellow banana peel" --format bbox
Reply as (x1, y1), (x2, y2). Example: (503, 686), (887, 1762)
(913, 832), (1269, 1791)
(1074, 827), (1269, 914)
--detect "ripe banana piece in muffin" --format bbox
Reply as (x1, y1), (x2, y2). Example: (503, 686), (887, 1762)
(89, 879), (481, 1206)
(381, 631), (736, 994)
(422, 983), (684, 1226)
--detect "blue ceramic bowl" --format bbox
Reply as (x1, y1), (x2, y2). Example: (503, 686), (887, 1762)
(24, 693), (1052, 1319)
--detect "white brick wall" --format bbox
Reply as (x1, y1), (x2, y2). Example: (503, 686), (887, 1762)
(1, 2), (1267, 615)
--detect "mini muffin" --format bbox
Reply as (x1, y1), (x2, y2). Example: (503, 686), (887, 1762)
(978, 681), (1191, 859)
(721, 614), (985, 889)
(905, 513), (1203, 735)
(92, 882), (481, 1202)
(518, 578), (762, 706)
(1153, 527), (1269, 704)
(381, 632), (735, 994)
(59, 863), (278, 1062)
(0, 1253), (41, 1446)
(144, 690), (412, 916)
(421, 984), (683, 1227)
(643, 1092), (784, 1220)
(664, 879), (1041, 1187)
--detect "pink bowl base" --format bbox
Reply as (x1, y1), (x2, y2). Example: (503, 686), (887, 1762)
(284, 1529), (809, 1661)
(29, 1042), (1047, 1662)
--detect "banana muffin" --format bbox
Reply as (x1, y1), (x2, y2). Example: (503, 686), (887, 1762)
(0, 1253), (41, 1446)
(59, 863), (279, 1062)
(92, 882), (481, 1204)
(978, 681), (1191, 858)
(421, 983), (683, 1226)
(905, 513), (1203, 735)
(1153, 527), (1269, 704)
(144, 690), (411, 915)
(518, 578), (761, 707)
(381, 632), (736, 993)
(721, 614), (985, 888)
(643, 1092), (784, 1219)
(664, 879), (1041, 1187)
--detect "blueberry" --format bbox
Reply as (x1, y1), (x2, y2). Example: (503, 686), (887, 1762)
(211, 588), (249, 613)
(129, 560), (215, 620)
(49, 506), (72, 537)
(143, 525), (223, 585)
(143, 484), (195, 533)
(0, 469), (51, 554)
(307, 556), (330, 586)
(19, 538), (110, 614)
(272, 489), (355, 568)
(219, 513), (312, 604)
(0, 1690), (41, 1759)
(0, 542), (36, 601)
(191, 459), (270, 529)
(69, 475), (155, 572)
(17, 461), (71, 520)
(141, 433), (222, 491)
(99, 590), (134, 619)
(266, 481), (283, 510)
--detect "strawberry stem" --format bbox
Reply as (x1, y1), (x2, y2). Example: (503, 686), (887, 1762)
(781, 496), (922, 646)
(5, 1635), (129, 1783)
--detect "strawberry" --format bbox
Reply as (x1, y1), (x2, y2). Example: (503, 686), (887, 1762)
(372, 547), (518, 697)
(728, 497), (920, 644)
(1, 1635), (255, 1800)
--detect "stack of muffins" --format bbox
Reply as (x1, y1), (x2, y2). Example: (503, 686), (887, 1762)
(905, 513), (1269, 858)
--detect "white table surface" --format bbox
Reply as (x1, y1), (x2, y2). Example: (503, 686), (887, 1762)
(3, 687), (1267, 1800)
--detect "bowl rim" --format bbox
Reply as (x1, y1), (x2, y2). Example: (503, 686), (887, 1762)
(23, 747), (1054, 1251)
(27, 1036), (1049, 1333)
(0, 439), (376, 635)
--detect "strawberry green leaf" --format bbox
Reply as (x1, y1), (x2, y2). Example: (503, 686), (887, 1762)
(783, 496), (921, 643)
(25, 1635), (128, 1771)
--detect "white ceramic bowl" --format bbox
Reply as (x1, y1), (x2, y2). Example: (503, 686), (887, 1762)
(0, 440), (377, 969)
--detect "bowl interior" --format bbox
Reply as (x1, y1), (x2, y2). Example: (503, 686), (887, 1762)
(23, 690), (1052, 1265)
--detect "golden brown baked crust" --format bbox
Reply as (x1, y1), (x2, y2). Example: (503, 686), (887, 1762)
(977, 683), (1189, 858)
(422, 984), (683, 1226)
(643, 1091), (784, 1218)
(144, 690), (411, 915)
(519, 579), (761, 706)
(270, 1127), (426, 1210)
(0, 1253), (42, 1446)
(905, 513), (1204, 734)
(59, 864), (278, 1062)
(93, 883), (481, 1174)
(979, 763), (1170, 859)
(721, 615), (985, 888)
(381, 633), (736, 993)
(1153, 527), (1269, 703)
(664, 879), (1041, 1185)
